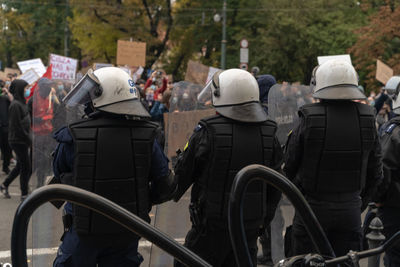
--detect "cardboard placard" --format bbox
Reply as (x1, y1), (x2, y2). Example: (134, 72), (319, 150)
(17, 58), (46, 76)
(93, 63), (113, 70)
(0, 71), (7, 81)
(317, 54), (352, 65)
(376, 59), (394, 84)
(49, 53), (78, 80)
(165, 109), (215, 158)
(116, 40), (146, 67)
(185, 60), (209, 86)
(18, 68), (40, 85)
(4, 67), (21, 77)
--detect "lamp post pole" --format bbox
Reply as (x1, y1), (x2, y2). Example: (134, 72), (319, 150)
(221, 0), (227, 69)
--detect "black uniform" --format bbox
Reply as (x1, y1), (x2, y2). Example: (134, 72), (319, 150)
(173, 114), (283, 266)
(284, 100), (383, 257)
(375, 116), (400, 266)
(53, 114), (176, 267)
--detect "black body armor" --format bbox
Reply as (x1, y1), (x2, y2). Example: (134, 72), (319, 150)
(69, 117), (158, 237)
(298, 101), (376, 201)
(198, 115), (277, 222)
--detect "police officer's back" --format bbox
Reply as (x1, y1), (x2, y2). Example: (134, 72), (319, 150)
(284, 59), (383, 257)
(173, 69), (283, 266)
(374, 76), (400, 266)
(52, 67), (176, 267)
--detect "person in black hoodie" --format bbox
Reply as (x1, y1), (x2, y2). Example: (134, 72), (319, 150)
(0, 79), (32, 200)
(0, 80), (13, 174)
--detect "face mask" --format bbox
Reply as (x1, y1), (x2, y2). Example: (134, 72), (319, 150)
(57, 85), (64, 91)
(150, 85), (156, 90)
(182, 93), (189, 99)
(24, 88), (31, 98)
(5, 81), (11, 86)
(172, 96), (178, 104)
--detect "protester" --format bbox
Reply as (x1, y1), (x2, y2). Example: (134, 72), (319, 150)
(150, 90), (171, 127)
(0, 79), (31, 200)
(0, 81), (12, 174)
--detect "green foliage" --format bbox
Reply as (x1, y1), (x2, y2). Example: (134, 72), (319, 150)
(166, 0), (368, 84)
(0, 0), (74, 68)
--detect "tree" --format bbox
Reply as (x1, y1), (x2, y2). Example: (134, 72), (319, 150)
(349, 1), (400, 92)
(165, 0), (368, 83)
(69, 0), (172, 68)
(0, 0), (74, 68)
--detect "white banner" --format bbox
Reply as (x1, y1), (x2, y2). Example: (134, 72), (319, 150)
(49, 53), (78, 80)
(17, 58), (46, 76)
(18, 68), (40, 85)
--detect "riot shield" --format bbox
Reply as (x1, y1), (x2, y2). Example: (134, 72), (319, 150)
(268, 83), (314, 145)
(148, 81), (214, 265)
(29, 79), (68, 266)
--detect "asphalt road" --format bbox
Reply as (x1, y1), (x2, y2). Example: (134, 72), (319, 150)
(0, 168), (379, 266)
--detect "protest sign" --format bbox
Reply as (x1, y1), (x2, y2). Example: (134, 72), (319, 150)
(93, 63), (113, 70)
(18, 68), (40, 85)
(165, 109), (215, 158)
(4, 67), (21, 77)
(185, 60), (209, 85)
(49, 53), (78, 81)
(116, 40), (146, 67)
(0, 71), (7, 80)
(17, 58), (46, 76)
(376, 59), (394, 84)
(317, 54), (352, 65)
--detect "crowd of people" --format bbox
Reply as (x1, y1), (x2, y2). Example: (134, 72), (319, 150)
(0, 61), (398, 267)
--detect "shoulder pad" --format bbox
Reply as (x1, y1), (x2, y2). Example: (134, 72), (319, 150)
(194, 124), (203, 132)
(385, 123), (398, 134)
(299, 103), (325, 117)
(355, 102), (375, 116)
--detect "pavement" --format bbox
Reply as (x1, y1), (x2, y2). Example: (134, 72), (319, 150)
(0, 166), (382, 266)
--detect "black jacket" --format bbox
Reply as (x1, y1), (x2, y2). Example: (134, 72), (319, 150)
(374, 116), (400, 207)
(0, 95), (10, 127)
(8, 80), (31, 145)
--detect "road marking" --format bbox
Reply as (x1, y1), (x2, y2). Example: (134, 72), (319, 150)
(0, 238), (185, 259)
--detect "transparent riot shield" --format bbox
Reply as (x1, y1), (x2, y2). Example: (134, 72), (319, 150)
(148, 81), (214, 265)
(29, 80), (67, 266)
(268, 83), (314, 145)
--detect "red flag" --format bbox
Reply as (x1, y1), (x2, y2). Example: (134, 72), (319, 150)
(26, 64), (52, 100)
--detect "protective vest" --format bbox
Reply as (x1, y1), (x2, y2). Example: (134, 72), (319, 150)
(69, 117), (158, 237)
(199, 115), (277, 222)
(298, 101), (376, 200)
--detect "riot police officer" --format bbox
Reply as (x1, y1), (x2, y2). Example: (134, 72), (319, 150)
(284, 59), (383, 257)
(52, 67), (177, 267)
(173, 68), (283, 266)
(374, 76), (400, 266)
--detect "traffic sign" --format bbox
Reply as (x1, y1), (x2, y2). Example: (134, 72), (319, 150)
(239, 63), (248, 70)
(240, 39), (249, 48)
(240, 48), (249, 63)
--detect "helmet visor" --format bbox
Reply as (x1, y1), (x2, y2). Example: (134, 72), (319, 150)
(63, 69), (101, 107)
(197, 79), (213, 103)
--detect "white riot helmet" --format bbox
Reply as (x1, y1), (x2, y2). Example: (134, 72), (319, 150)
(63, 67), (150, 118)
(312, 59), (366, 100)
(198, 68), (267, 122)
(384, 76), (400, 114)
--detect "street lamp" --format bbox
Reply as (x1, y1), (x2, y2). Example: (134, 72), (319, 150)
(213, 0), (227, 69)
